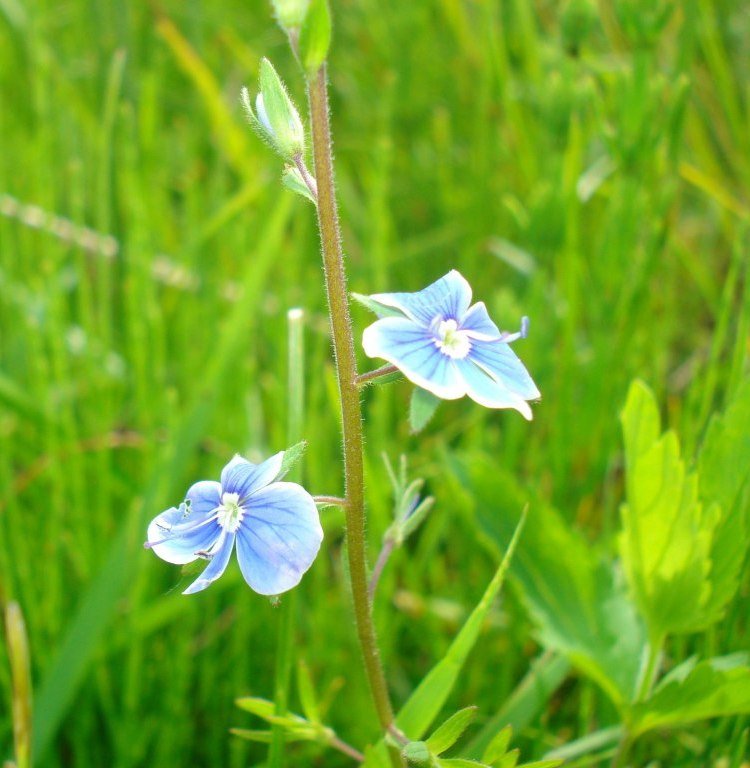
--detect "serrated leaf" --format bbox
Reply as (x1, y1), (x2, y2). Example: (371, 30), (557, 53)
(439, 760), (488, 767)
(517, 760), (563, 768)
(397, 513), (525, 738)
(410, 388), (441, 433)
(630, 655), (750, 736)
(619, 380), (722, 638)
(277, 440), (307, 480)
(426, 707), (478, 756)
(281, 165), (316, 204)
(696, 380), (750, 624)
(351, 291), (405, 319)
(298, 0), (331, 75)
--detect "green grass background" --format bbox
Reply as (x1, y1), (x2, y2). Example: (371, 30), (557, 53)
(0, 0), (747, 765)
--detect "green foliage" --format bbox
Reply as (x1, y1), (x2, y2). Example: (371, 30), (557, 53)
(425, 707), (477, 755)
(298, 0), (332, 75)
(452, 454), (645, 709)
(620, 380), (721, 639)
(630, 654), (750, 736)
(1, 0), (748, 765)
(619, 380), (748, 640)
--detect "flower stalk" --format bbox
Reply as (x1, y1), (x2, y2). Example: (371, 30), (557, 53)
(306, 64), (398, 759)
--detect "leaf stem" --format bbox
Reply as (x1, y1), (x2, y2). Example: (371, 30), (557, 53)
(306, 64), (399, 764)
(312, 495), (348, 507)
(355, 364), (400, 387)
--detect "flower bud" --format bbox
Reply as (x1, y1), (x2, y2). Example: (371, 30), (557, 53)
(271, 0), (310, 29)
(241, 58), (305, 161)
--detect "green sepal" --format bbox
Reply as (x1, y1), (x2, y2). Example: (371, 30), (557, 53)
(277, 440), (307, 480)
(282, 164), (317, 204)
(410, 387), (441, 433)
(351, 291), (404, 319)
(403, 741), (438, 767)
(299, 0), (331, 75)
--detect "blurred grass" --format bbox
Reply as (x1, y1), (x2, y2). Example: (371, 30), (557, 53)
(0, 0), (747, 765)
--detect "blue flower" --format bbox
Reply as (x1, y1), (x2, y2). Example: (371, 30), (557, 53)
(361, 270), (540, 419)
(145, 453), (323, 595)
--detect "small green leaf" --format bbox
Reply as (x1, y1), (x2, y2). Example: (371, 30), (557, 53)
(351, 291), (404, 319)
(410, 388), (441, 433)
(480, 726), (513, 764)
(439, 760), (488, 767)
(517, 760), (563, 768)
(281, 165), (316, 204)
(235, 697), (276, 717)
(630, 655), (750, 736)
(298, 0), (331, 75)
(396, 512), (526, 739)
(401, 497), (435, 540)
(296, 661), (320, 724)
(230, 728), (274, 743)
(426, 707), (478, 755)
(277, 440), (307, 480)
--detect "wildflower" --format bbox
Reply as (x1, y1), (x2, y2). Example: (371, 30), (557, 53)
(361, 270), (540, 419)
(145, 453), (323, 595)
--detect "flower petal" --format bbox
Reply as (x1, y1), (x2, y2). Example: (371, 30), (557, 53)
(368, 270), (472, 326)
(220, 452), (284, 500)
(186, 480), (222, 516)
(183, 531), (236, 594)
(459, 302), (502, 340)
(455, 358), (534, 419)
(235, 482), (323, 595)
(146, 498), (222, 565)
(469, 339), (541, 401)
(362, 317), (465, 399)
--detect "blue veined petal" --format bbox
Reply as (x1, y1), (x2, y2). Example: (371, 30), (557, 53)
(455, 359), (533, 420)
(368, 270), (472, 326)
(220, 452), (284, 500)
(235, 482), (323, 595)
(182, 531), (237, 594)
(468, 339), (541, 401)
(146, 501), (222, 565)
(459, 302), (502, 340)
(362, 317), (465, 399)
(186, 480), (222, 516)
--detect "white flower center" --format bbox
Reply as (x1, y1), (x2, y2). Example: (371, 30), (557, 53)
(434, 319), (471, 359)
(216, 491), (245, 533)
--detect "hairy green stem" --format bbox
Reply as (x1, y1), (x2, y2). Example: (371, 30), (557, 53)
(307, 65), (398, 760)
